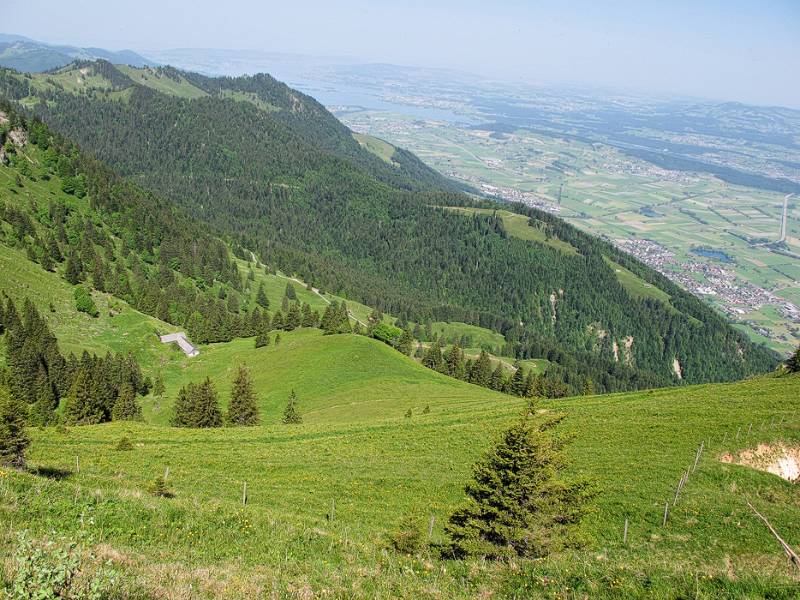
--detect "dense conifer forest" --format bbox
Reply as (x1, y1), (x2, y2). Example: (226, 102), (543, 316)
(1, 296), (147, 425)
(0, 63), (779, 393)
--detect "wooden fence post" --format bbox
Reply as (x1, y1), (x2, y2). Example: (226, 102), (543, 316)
(428, 515), (435, 538)
(673, 475), (684, 506)
(693, 442), (704, 473)
(242, 481), (248, 505)
(663, 502), (669, 526)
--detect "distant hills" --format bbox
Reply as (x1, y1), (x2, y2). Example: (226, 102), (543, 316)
(0, 33), (155, 72)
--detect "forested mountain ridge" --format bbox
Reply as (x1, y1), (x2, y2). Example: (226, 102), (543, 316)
(0, 62), (779, 390)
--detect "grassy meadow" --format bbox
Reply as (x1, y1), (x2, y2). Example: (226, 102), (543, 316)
(353, 133), (397, 165)
(2, 364), (798, 597)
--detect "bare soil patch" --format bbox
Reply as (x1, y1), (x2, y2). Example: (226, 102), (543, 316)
(721, 443), (799, 482)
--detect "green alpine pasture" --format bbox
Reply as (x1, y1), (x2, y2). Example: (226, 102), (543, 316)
(603, 256), (674, 306)
(115, 65), (208, 99)
(446, 206), (580, 255)
(353, 132), (397, 165)
(3, 359), (798, 597)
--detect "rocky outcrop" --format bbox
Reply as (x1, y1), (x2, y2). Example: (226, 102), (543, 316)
(8, 128), (27, 147)
(673, 357), (683, 379)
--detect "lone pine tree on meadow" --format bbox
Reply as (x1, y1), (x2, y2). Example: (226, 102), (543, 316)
(445, 401), (591, 559)
(0, 380), (29, 469)
(282, 390), (302, 424)
(227, 364), (260, 426)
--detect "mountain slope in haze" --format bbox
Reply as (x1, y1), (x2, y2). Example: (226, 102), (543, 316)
(0, 61), (779, 391)
(0, 34), (154, 72)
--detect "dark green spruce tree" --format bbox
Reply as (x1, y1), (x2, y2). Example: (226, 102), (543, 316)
(285, 303), (301, 331)
(112, 382), (143, 421)
(396, 328), (414, 356)
(489, 363), (506, 392)
(256, 283), (269, 309)
(469, 351), (493, 388)
(227, 364), (260, 426)
(64, 250), (83, 285)
(194, 378), (223, 428)
(282, 390), (302, 424)
(64, 367), (104, 425)
(422, 339), (444, 372)
(171, 384), (195, 427)
(445, 401), (592, 559)
(0, 379), (29, 469)
(255, 332), (270, 348)
(510, 364), (526, 397)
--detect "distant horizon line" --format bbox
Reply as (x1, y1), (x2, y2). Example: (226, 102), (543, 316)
(3, 31), (799, 111)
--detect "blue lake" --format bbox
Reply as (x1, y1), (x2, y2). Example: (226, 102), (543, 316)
(692, 248), (733, 263)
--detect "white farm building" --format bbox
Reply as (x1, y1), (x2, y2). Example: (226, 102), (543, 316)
(159, 332), (200, 357)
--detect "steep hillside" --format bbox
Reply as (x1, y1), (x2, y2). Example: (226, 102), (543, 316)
(0, 63), (779, 392)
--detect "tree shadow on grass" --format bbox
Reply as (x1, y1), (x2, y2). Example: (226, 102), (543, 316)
(29, 465), (73, 480)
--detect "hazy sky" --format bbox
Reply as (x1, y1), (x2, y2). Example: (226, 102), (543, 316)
(4, 0), (799, 107)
